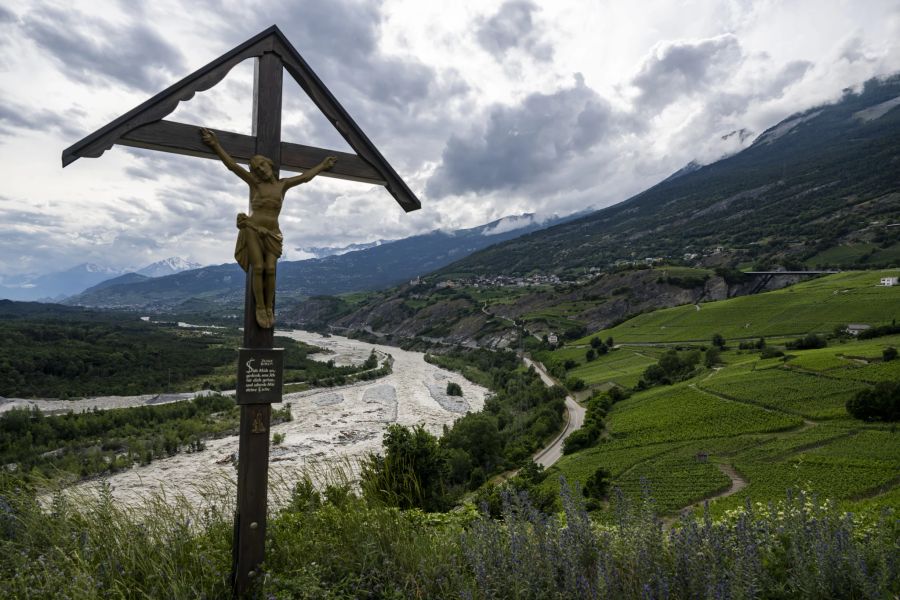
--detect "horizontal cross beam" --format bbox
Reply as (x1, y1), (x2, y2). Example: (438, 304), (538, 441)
(120, 120), (386, 185)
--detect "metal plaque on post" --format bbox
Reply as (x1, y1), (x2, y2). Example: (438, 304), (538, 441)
(236, 348), (284, 404)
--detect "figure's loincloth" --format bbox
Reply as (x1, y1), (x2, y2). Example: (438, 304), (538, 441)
(234, 214), (283, 272)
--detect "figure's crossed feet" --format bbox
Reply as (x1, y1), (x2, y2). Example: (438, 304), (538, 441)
(266, 307), (275, 328)
(255, 306), (271, 329)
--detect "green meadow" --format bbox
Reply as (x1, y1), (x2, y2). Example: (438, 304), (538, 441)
(571, 270), (899, 344)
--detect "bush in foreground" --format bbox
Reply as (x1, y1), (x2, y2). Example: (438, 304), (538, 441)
(2, 473), (897, 599)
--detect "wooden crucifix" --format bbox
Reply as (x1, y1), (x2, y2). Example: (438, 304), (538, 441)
(62, 25), (420, 598)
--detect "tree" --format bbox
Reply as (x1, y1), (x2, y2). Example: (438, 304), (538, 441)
(705, 346), (721, 367)
(360, 424), (448, 511)
(846, 381), (900, 422)
(883, 347), (897, 362)
(565, 377), (586, 392)
(787, 333), (826, 350)
(585, 349), (597, 362)
(712, 333), (726, 349)
(605, 336), (614, 348)
(641, 349), (701, 387)
(583, 467), (611, 501)
(446, 381), (463, 396)
(441, 413), (502, 475)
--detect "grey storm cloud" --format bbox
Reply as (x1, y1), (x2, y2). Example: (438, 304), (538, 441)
(0, 207), (62, 229)
(21, 4), (185, 93)
(703, 60), (812, 118)
(0, 98), (84, 139)
(204, 0), (465, 167)
(427, 74), (614, 197)
(477, 0), (553, 62)
(215, 0), (441, 109)
(763, 60), (814, 98)
(0, 5), (15, 23)
(632, 34), (742, 112)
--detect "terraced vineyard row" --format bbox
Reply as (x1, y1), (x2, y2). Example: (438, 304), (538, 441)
(700, 368), (867, 419)
(612, 446), (732, 515)
(606, 384), (802, 447)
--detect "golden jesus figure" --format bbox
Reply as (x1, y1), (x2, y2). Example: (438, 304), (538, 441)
(200, 128), (336, 329)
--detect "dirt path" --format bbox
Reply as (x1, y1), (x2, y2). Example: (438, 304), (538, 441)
(659, 462), (749, 527)
(675, 463), (748, 520)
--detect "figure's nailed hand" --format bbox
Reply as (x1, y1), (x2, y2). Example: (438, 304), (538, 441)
(323, 156), (337, 170)
(200, 127), (218, 147)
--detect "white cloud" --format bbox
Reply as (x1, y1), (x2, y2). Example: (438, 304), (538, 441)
(0, 0), (898, 278)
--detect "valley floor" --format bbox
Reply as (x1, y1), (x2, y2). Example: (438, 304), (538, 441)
(67, 330), (487, 506)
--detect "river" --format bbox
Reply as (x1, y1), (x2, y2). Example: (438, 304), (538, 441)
(17, 330), (487, 506)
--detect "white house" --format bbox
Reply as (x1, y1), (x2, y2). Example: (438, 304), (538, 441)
(879, 277), (898, 286)
(847, 323), (871, 336)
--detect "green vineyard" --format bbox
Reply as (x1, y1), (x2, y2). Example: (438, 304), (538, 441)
(543, 289), (900, 517)
(571, 270), (900, 344)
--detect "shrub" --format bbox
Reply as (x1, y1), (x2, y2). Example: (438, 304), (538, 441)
(760, 346), (784, 359)
(846, 381), (900, 421)
(858, 322), (900, 339)
(640, 349), (701, 387)
(704, 346), (721, 367)
(562, 428), (594, 454)
(359, 424), (449, 512)
(582, 467), (611, 500)
(565, 377), (586, 392)
(446, 382), (463, 396)
(883, 347), (897, 362)
(787, 333), (827, 350)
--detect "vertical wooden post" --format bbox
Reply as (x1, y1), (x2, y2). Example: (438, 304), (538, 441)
(232, 51), (282, 598)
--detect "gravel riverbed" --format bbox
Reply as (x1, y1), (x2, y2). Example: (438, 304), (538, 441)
(32, 330), (487, 506)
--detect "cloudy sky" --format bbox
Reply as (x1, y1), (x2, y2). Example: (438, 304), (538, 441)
(1, 0), (898, 278)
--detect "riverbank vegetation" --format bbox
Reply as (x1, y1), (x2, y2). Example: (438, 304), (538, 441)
(0, 395), (295, 481)
(0, 305), (386, 398)
(359, 348), (565, 511)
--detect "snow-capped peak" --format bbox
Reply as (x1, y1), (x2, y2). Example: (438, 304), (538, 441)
(136, 257), (202, 278)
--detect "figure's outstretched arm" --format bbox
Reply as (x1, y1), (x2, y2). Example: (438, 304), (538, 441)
(200, 128), (255, 186)
(283, 156), (337, 191)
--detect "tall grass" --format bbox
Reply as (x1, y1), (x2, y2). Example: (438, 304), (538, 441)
(0, 476), (233, 598)
(1, 472), (896, 599)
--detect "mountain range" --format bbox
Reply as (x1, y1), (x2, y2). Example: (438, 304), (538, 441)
(24, 75), (900, 321)
(0, 258), (199, 302)
(64, 213), (580, 311)
(285, 75), (900, 347)
(436, 75), (900, 279)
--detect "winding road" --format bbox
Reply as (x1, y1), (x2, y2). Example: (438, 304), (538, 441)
(524, 357), (586, 468)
